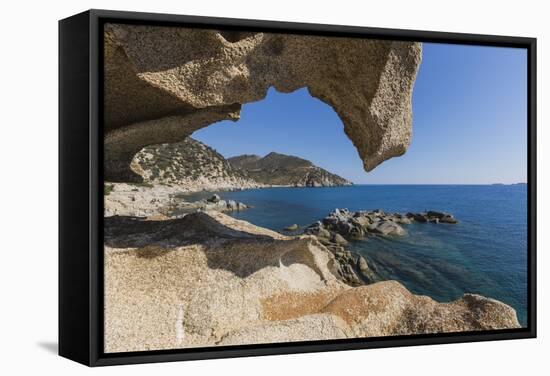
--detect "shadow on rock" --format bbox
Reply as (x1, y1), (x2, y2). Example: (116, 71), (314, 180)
(104, 212), (274, 249)
(104, 212), (327, 279)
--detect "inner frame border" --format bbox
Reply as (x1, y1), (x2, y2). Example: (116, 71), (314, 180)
(90, 9), (537, 366)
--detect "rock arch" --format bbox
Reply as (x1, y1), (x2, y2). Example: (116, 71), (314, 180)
(104, 24), (422, 182)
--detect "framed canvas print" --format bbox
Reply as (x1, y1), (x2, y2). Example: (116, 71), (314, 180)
(59, 9), (536, 366)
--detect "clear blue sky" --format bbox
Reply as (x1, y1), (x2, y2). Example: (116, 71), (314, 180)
(193, 43), (527, 184)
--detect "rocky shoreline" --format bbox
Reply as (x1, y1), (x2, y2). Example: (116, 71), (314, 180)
(104, 183), (250, 218)
(298, 208), (458, 287)
(104, 209), (519, 352)
(306, 208), (458, 239)
(104, 181), (357, 218)
(103, 187), (521, 353)
(105, 184), (465, 291)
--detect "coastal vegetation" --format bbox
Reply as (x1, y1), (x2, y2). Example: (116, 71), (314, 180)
(229, 152), (351, 187)
(132, 137), (351, 190)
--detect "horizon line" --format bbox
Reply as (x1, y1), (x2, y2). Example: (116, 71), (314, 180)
(335, 182), (527, 186)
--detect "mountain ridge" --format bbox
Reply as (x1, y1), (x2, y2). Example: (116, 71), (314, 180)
(131, 138), (352, 190)
(131, 138), (263, 192)
(229, 151), (352, 187)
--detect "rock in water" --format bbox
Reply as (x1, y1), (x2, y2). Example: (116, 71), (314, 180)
(305, 224), (332, 241)
(308, 208), (458, 243)
(283, 224), (299, 231)
(439, 214), (458, 224)
(412, 213), (428, 223)
(236, 202), (248, 211)
(370, 220), (406, 236)
(331, 233), (349, 245)
(427, 210), (446, 218)
(207, 194), (221, 203)
(426, 210), (458, 224)
(405, 211), (459, 224)
(226, 200), (238, 211)
(321, 208), (408, 240)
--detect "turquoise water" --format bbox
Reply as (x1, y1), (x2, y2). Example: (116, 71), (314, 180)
(185, 185), (528, 326)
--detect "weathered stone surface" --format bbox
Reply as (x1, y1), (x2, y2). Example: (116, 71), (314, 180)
(408, 211), (459, 224)
(104, 211), (345, 352)
(305, 224), (331, 239)
(104, 211), (519, 352)
(302, 208), (463, 286)
(370, 220), (406, 236)
(104, 183), (248, 217)
(331, 233), (349, 246)
(217, 314), (350, 345)
(323, 281), (520, 335)
(104, 24), (422, 181)
(320, 208), (411, 240)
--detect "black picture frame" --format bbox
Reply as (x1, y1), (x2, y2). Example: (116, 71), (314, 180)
(59, 9), (537, 367)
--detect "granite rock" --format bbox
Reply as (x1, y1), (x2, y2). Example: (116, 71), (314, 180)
(104, 211), (519, 352)
(104, 24), (422, 181)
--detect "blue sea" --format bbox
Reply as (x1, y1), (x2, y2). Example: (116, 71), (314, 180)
(185, 184), (528, 326)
